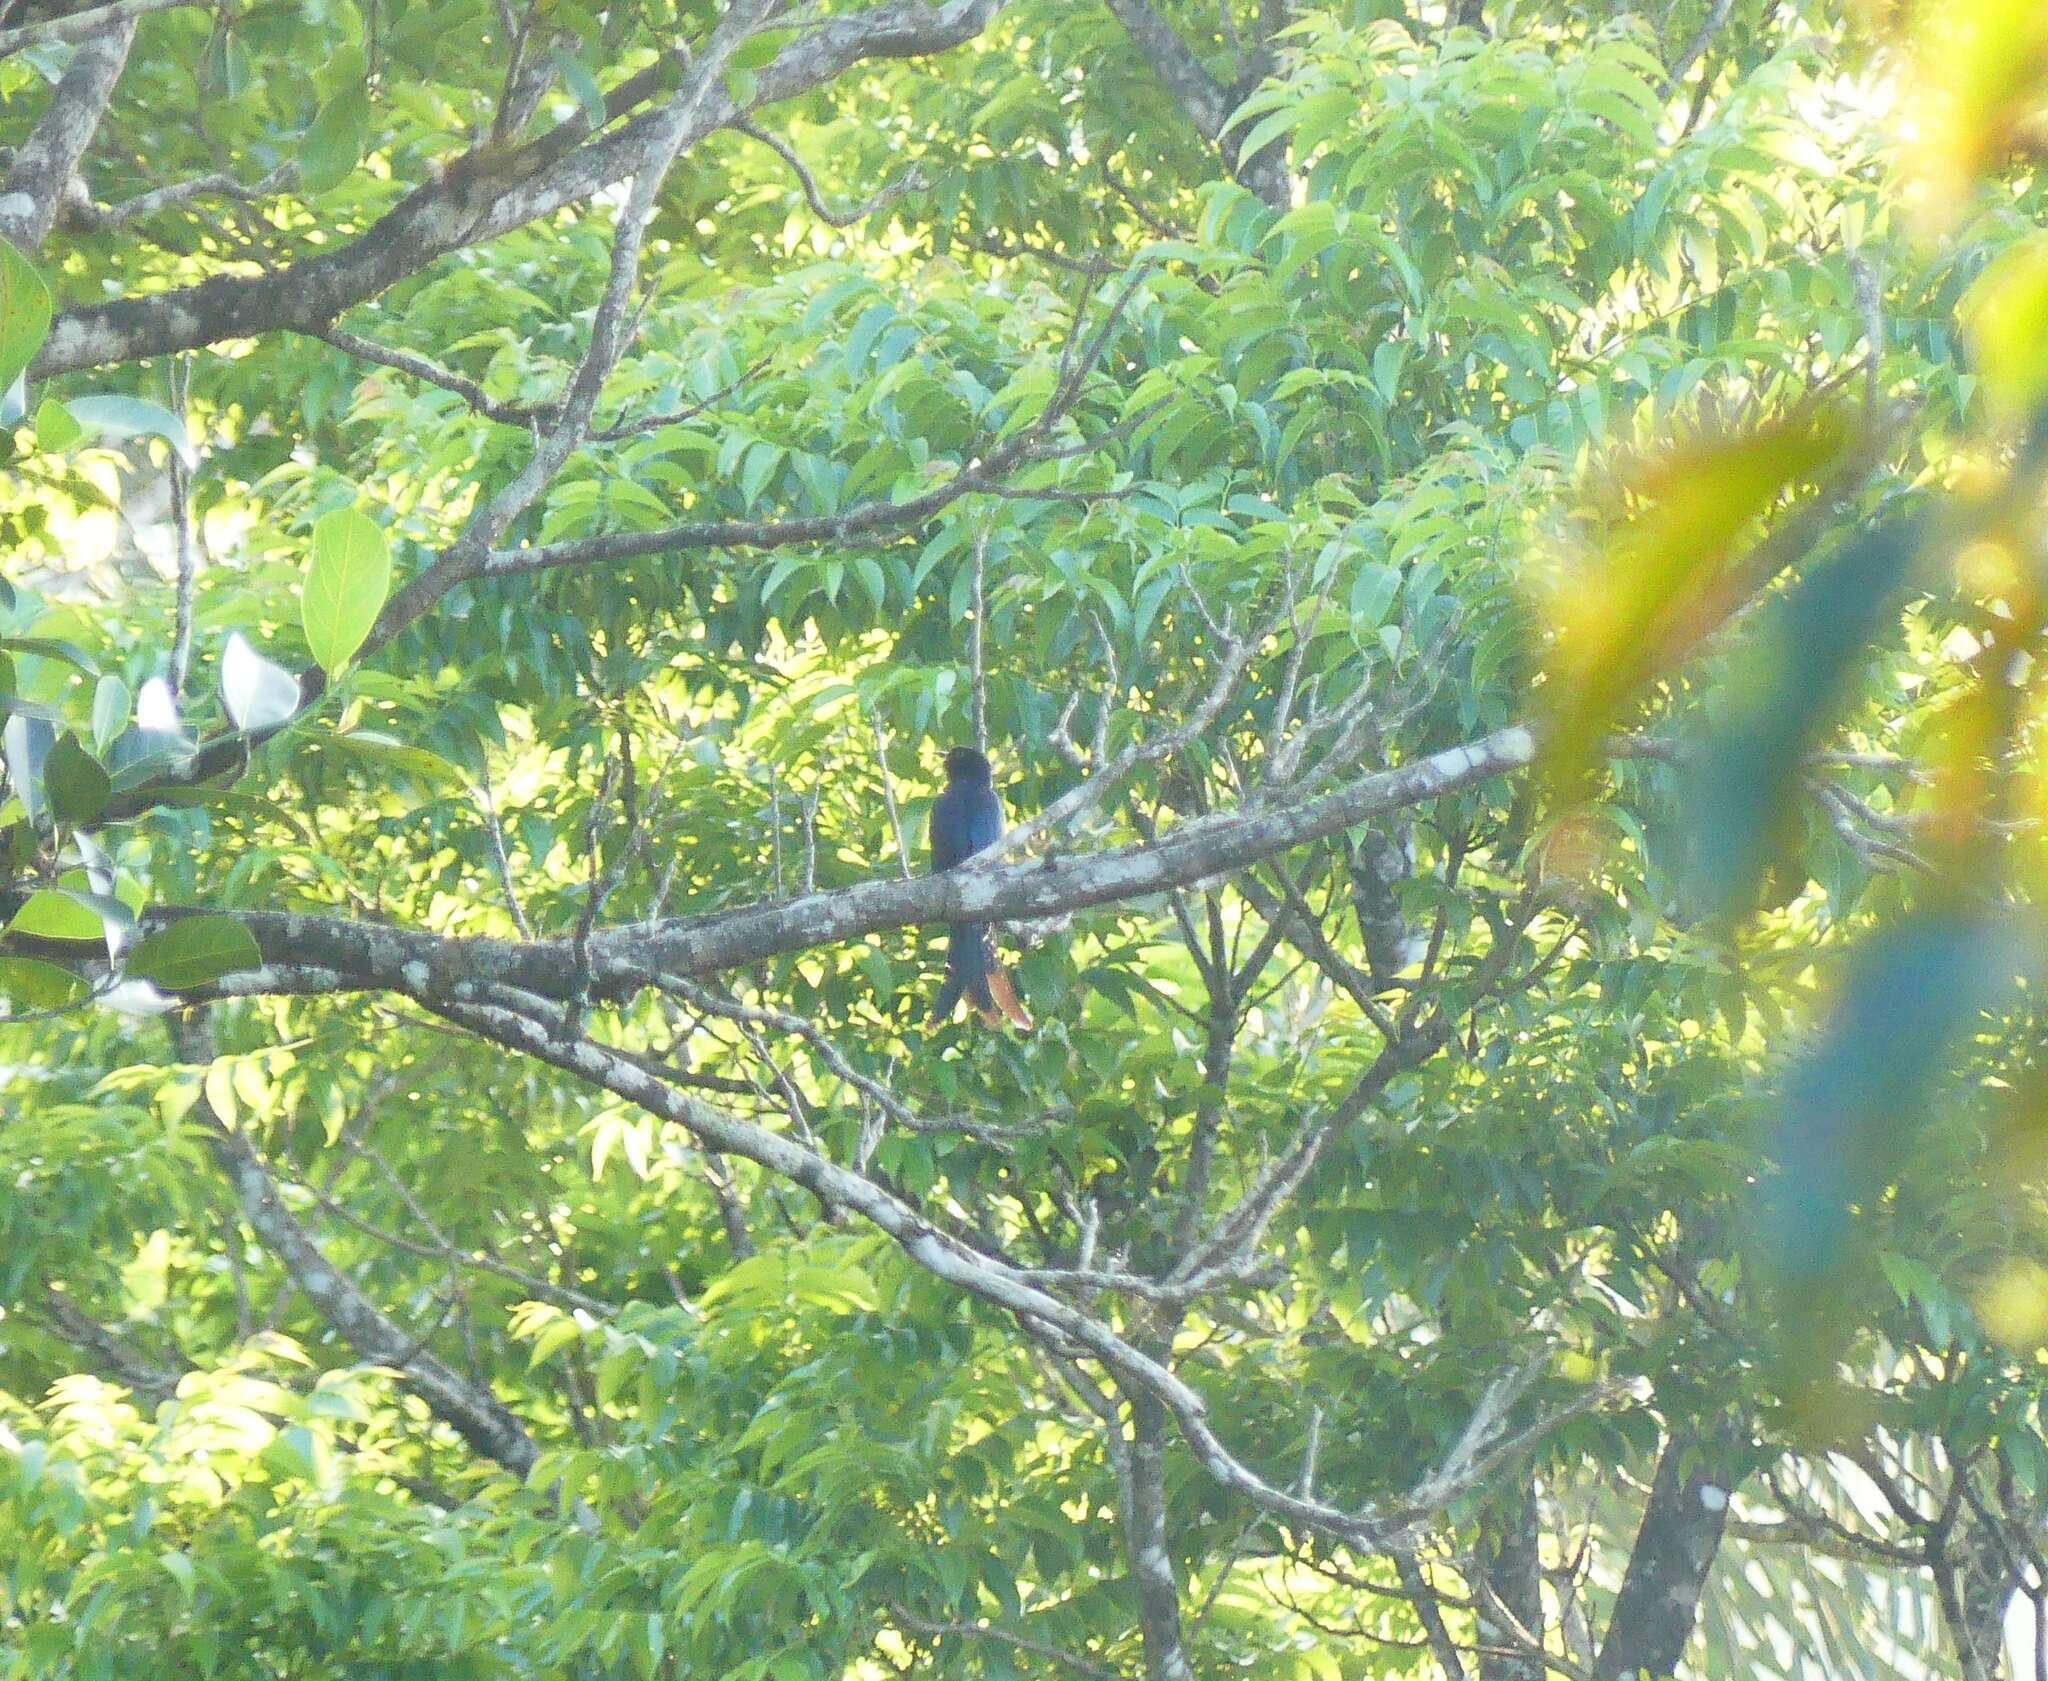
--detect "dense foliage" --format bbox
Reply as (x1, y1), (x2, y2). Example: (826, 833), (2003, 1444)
(2, 1), (2047, 1677)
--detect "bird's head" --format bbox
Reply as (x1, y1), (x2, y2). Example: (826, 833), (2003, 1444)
(943, 746), (993, 784)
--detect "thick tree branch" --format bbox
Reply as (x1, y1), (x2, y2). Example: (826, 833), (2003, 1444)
(31, 0), (1009, 376)
(1393, 1549), (1471, 1681)
(168, 1015), (545, 1479)
(111, 725), (1537, 1004)
(37, 1288), (184, 1398)
(1593, 1424), (1738, 1680)
(1124, 1389), (1199, 1681)
(416, 984), (1604, 1551)
(1477, 1481), (1548, 1681)
(1101, 0), (1289, 207)
(0, 13), (137, 251)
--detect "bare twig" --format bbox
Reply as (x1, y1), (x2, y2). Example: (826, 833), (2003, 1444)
(971, 516), (991, 753)
(869, 707), (914, 880)
(737, 114), (926, 226)
(888, 1603), (1122, 1681)
(68, 161), (298, 230)
(474, 761), (536, 940)
(167, 354), (199, 698)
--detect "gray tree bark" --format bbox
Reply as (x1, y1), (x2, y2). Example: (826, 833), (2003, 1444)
(1476, 1480), (1546, 1681)
(1594, 1428), (1737, 1680)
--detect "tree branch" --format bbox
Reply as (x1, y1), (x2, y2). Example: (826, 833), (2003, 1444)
(169, 1014), (546, 1480)
(1593, 1423), (1738, 1680)
(31, 0), (1010, 376)
(413, 983), (1607, 1551)
(1101, 0), (1289, 207)
(0, 11), (137, 251)
(111, 724), (1538, 1005)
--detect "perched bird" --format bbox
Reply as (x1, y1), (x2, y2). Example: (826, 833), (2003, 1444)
(928, 746), (1033, 1029)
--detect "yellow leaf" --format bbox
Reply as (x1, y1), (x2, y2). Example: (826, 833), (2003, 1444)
(204, 1060), (239, 1129)
(1959, 233), (2048, 421)
(1906, 0), (2048, 221)
(1536, 409), (1852, 785)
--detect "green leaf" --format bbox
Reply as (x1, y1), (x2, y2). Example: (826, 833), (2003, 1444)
(43, 733), (110, 827)
(324, 730), (468, 791)
(1539, 409), (1851, 789)
(262, 1424), (320, 1481)
(0, 956), (88, 1010)
(202, 28), (255, 98)
(0, 239), (51, 392)
(34, 398), (80, 452)
(549, 47), (608, 130)
(301, 88), (370, 195)
(0, 635), (98, 675)
(302, 507), (392, 672)
(1761, 913), (2025, 1351)
(124, 916), (262, 991)
(526, 1315), (584, 1370)
(1960, 233), (2048, 421)
(1684, 516), (1924, 915)
(159, 1552), (196, 1604)
(91, 675), (131, 753)
(68, 394), (197, 469)
(8, 888), (103, 942)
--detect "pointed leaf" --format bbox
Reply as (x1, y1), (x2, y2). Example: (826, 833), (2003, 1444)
(0, 957), (87, 1010)
(549, 47), (608, 130)
(67, 394), (197, 469)
(43, 733), (109, 826)
(302, 507), (391, 672)
(8, 888), (102, 941)
(0, 239), (50, 391)
(1684, 517), (1924, 913)
(124, 916), (262, 992)
(3, 714), (52, 824)
(301, 88), (370, 195)
(34, 397), (79, 452)
(91, 675), (131, 753)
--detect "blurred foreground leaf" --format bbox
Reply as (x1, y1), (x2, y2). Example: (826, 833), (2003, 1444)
(1539, 410), (1851, 788)
(1683, 516), (1924, 915)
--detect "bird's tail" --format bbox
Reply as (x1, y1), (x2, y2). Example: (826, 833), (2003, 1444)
(932, 922), (1033, 1030)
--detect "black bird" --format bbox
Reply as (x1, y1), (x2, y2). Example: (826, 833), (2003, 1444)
(928, 746), (1032, 1029)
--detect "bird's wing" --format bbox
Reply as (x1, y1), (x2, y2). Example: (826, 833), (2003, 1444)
(929, 786), (973, 872)
(961, 786), (1005, 855)
(931, 784), (1006, 871)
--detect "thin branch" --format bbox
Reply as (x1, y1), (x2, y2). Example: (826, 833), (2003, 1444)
(166, 357), (200, 697)
(419, 983), (1614, 1551)
(869, 707), (915, 880)
(971, 515), (991, 753)
(888, 1603), (1122, 1681)
(1660, 0), (1736, 100)
(737, 114), (926, 227)
(473, 761), (536, 940)
(34, 0), (1015, 377)
(170, 1013), (547, 1481)
(67, 161), (297, 230)
(460, 7), (770, 558)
